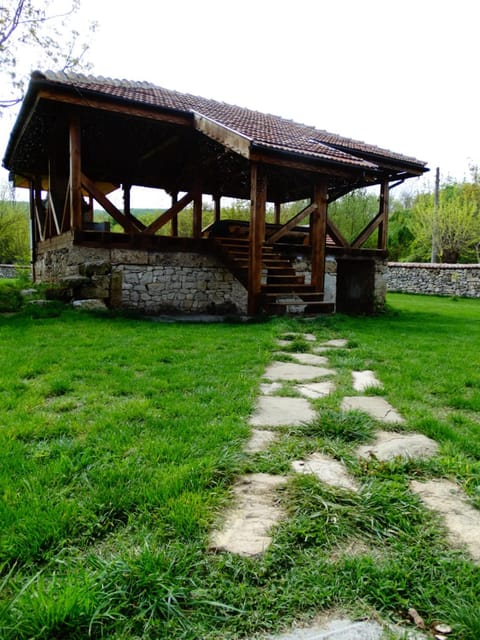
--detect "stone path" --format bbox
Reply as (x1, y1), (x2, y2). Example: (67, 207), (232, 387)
(253, 615), (428, 640)
(209, 473), (287, 556)
(249, 396), (316, 427)
(210, 330), (480, 637)
(357, 430), (439, 462)
(245, 428), (277, 453)
(295, 381), (336, 399)
(264, 361), (336, 381)
(352, 370), (382, 392)
(341, 396), (405, 424)
(411, 479), (480, 561)
(291, 452), (358, 492)
(259, 617), (427, 640)
(287, 353), (330, 366)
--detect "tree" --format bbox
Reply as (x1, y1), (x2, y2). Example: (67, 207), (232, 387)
(0, 186), (30, 263)
(0, 0), (95, 108)
(409, 180), (480, 263)
(328, 188), (379, 244)
(387, 207), (415, 261)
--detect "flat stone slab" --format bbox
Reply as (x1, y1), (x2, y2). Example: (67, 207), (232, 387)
(295, 381), (335, 399)
(291, 452), (358, 492)
(352, 370), (382, 392)
(260, 382), (283, 396)
(357, 430), (439, 461)
(262, 618), (386, 640)
(341, 396), (404, 424)
(249, 396), (316, 427)
(210, 473), (287, 556)
(245, 429), (277, 453)
(72, 298), (108, 310)
(411, 479), (480, 562)
(320, 339), (348, 348)
(261, 617), (427, 640)
(285, 352), (329, 366)
(264, 361), (336, 382)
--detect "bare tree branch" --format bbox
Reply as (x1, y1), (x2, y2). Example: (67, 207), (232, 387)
(0, 0), (95, 110)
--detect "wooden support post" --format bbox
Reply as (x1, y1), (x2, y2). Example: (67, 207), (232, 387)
(214, 194), (221, 223)
(274, 201), (281, 225)
(171, 192), (178, 236)
(29, 181), (37, 278)
(122, 184), (145, 230)
(311, 178), (328, 291)
(378, 177), (390, 250)
(123, 184), (131, 217)
(47, 191), (61, 235)
(69, 116), (82, 231)
(248, 163), (267, 315)
(33, 179), (45, 242)
(192, 185), (202, 238)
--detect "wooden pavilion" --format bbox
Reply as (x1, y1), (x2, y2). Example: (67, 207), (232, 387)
(3, 71), (428, 315)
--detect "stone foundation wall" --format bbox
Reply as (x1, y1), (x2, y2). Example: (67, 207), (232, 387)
(374, 260), (388, 309)
(34, 237), (388, 314)
(293, 254), (387, 312)
(35, 239), (247, 314)
(294, 255), (337, 303)
(387, 263), (480, 298)
(117, 254), (247, 314)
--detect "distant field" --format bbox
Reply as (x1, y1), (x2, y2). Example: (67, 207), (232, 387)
(0, 294), (479, 639)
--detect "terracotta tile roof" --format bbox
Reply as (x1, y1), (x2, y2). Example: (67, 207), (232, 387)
(36, 71), (427, 173)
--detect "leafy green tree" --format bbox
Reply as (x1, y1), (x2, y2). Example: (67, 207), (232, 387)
(0, 187), (30, 263)
(328, 188), (379, 244)
(409, 181), (480, 263)
(0, 0), (96, 108)
(387, 207), (415, 261)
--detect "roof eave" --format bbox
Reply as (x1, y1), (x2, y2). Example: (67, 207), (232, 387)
(322, 142), (428, 176)
(2, 77), (43, 171)
(250, 142), (382, 178)
(3, 72), (196, 172)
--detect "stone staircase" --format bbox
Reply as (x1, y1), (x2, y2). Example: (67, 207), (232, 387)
(212, 237), (334, 315)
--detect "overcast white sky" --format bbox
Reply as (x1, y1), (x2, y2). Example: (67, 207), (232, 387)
(2, 0), (479, 203)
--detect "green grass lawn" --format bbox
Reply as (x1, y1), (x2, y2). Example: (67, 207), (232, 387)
(0, 294), (479, 639)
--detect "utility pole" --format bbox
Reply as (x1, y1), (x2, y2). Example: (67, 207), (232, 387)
(431, 167), (440, 263)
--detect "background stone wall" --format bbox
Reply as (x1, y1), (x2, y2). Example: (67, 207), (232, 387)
(387, 263), (480, 298)
(0, 264), (31, 278)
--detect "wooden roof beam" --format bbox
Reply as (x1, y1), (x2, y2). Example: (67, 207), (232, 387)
(81, 173), (137, 233)
(326, 218), (350, 248)
(194, 112), (251, 158)
(351, 210), (384, 249)
(36, 89), (193, 127)
(141, 191), (194, 235)
(250, 147), (375, 180)
(267, 202), (317, 244)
